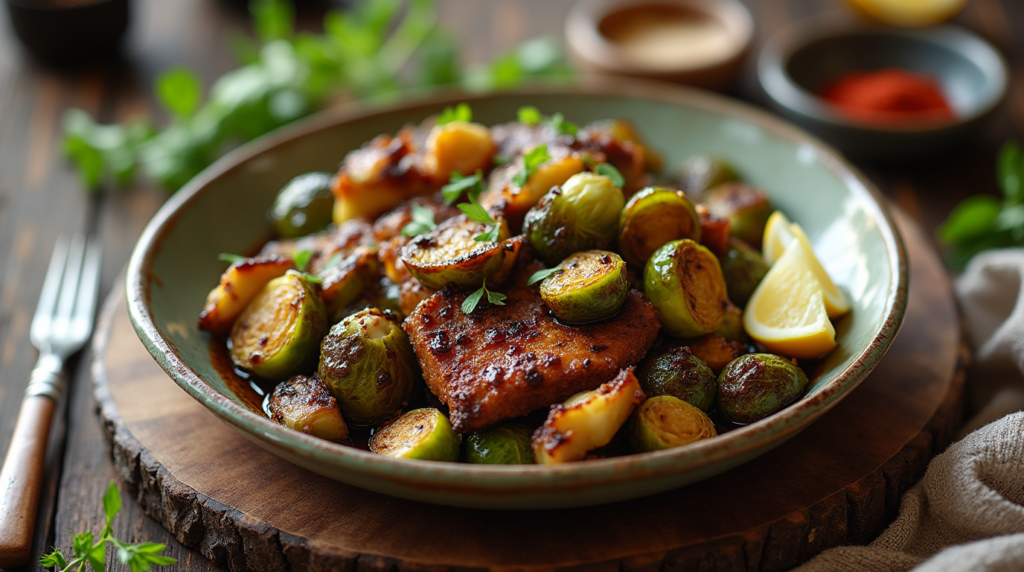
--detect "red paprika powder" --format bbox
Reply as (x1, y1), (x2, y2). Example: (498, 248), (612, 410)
(818, 68), (955, 124)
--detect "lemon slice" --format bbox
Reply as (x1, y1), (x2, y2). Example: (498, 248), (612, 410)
(743, 243), (837, 359)
(762, 211), (850, 318)
(847, 0), (967, 27)
(762, 210), (796, 265)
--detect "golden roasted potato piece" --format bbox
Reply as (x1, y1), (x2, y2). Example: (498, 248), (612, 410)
(423, 121), (495, 183)
(481, 147), (585, 230)
(673, 334), (747, 375)
(332, 130), (433, 223)
(268, 375), (349, 441)
(198, 255), (295, 337)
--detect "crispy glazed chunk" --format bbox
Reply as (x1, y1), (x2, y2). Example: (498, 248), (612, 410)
(404, 259), (660, 433)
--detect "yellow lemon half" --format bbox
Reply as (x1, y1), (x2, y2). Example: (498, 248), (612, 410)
(847, 0), (967, 27)
(743, 242), (837, 359)
(762, 211), (850, 318)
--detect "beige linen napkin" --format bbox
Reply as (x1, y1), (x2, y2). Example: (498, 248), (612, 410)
(796, 249), (1024, 572)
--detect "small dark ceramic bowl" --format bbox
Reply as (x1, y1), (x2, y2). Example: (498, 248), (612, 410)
(5, 0), (129, 66)
(758, 23), (1007, 160)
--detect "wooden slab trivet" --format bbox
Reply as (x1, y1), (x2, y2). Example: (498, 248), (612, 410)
(91, 210), (966, 572)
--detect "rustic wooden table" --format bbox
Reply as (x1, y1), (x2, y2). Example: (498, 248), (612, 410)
(0, 0), (1021, 570)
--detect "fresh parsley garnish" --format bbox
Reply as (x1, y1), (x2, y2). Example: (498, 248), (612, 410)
(595, 162), (625, 188)
(218, 253), (245, 264)
(492, 153), (512, 165)
(527, 267), (562, 285)
(442, 170), (484, 205)
(512, 144), (552, 187)
(517, 105), (542, 125)
(458, 194), (501, 242)
(40, 481), (176, 572)
(292, 249), (313, 272)
(515, 107), (577, 136)
(401, 204), (438, 237)
(461, 279), (507, 314)
(303, 273), (323, 285)
(437, 102), (472, 126)
(321, 251), (344, 272)
(549, 112), (578, 137)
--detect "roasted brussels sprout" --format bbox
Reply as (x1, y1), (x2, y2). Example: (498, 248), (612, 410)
(318, 308), (419, 426)
(532, 368), (645, 464)
(704, 183), (773, 248)
(369, 408), (461, 462)
(539, 250), (628, 324)
(523, 172), (625, 266)
(423, 121), (495, 183)
(717, 353), (809, 424)
(464, 421), (535, 464)
(229, 271), (328, 380)
(644, 239), (729, 338)
(269, 172), (335, 238)
(636, 347), (716, 411)
(715, 302), (746, 342)
(400, 214), (513, 289)
(618, 186), (701, 267)
(268, 375), (348, 441)
(719, 238), (769, 307)
(628, 396), (717, 453)
(319, 247), (380, 322)
(199, 255), (295, 337)
(678, 155), (739, 196)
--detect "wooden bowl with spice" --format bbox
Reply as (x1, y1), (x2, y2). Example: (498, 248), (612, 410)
(758, 23), (1007, 160)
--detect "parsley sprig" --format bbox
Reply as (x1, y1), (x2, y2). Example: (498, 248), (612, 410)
(594, 162), (625, 188)
(218, 252), (246, 264)
(515, 106), (577, 136)
(458, 194), (501, 242)
(436, 102), (472, 125)
(461, 279), (507, 314)
(401, 203), (438, 237)
(512, 144), (552, 187)
(41, 482), (176, 572)
(527, 267), (562, 285)
(441, 170), (484, 205)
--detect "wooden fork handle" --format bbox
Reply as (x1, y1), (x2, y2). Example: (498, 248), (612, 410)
(0, 357), (63, 568)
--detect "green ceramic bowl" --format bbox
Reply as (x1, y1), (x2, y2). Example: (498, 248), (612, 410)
(127, 83), (907, 509)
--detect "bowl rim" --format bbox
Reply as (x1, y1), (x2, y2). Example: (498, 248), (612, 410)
(757, 21), (1009, 134)
(126, 80), (908, 496)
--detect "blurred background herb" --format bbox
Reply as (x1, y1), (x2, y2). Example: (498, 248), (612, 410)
(62, 0), (574, 193)
(939, 140), (1024, 269)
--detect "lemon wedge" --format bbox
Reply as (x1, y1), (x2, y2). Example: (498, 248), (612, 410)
(847, 0), (967, 27)
(762, 211), (850, 318)
(743, 242), (837, 359)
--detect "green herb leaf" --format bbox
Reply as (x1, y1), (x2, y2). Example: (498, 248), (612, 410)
(292, 249), (313, 272)
(486, 288), (507, 306)
(513, 144), (551, 187)
(517, 105), (542, 125)
(437, 102), (472, 126)
(401, 203), (438, 237)
(102, 481), (121, 526)
(302, 273), (323, 285)
(474, 224), (501, 243)
(442, 171), (483, 205)
(250, 0), (295, 42)
(458, 194), (496, 225)
(40, 550), (68, 569)
(549, 112), (577, 137)
(527, 267), (561, 285)
(321, 251), (344, 272)
(595, 162), (625, 188)
(461, 285), (486, 314)
(87, 543), (107, 572)
(493, 154), (512, 165)
(998, 141), (1023, 203)
(218, 253), (246, 264)
(155, 67), (202, 121)
(72, 532), (94, 559)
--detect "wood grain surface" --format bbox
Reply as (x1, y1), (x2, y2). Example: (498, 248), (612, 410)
(86, 208), (966, 572)
(0, 0), (1020, 570)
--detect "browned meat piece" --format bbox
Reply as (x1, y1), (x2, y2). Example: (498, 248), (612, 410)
(404, 259), (661, 432)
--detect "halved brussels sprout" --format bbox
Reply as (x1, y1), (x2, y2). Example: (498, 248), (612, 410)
(369, 408), (461, 462)
(704, 183), (773, 248)
(423, 121), (495, 183)
(199, 255), (295, 336)
(523, 172), (625, 266)
(715, 302), (746, 342)
(268, 375), (348, 441)
(532, 368), (645, 464)
(636, 347), (716, 412)
(229, 270), (328, 380)
(678, 155), (739, 196)
(464, 421), (535, 464)
(319, 247), (380, 322)
(318, 308), (419, 426)
(539, 250), (628, 324)
(719, 238), (769, 307)
(628, 396), (717, 453)
(618, 186), (701, 267)
(269, 172), (335, 238)
(643, 239), (729, 338)
(717, 353), (809, 424)
(400, 214), (513, 289)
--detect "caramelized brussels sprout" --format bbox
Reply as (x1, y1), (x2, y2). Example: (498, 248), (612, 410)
(628, 396), (717, 453)
(464, 421), (535, 464)
(269, 172), (335, 238)
(704, 183), (773, 248)
(539, 250), (628, 324)
(318, 308), (419, 426)
(523, 172), (625, 266)
(268, 375), (348, 441)
(319, 247), (380, 322)
(618, 186), (701, 267)
(369, 408), (461, 462)
(199, 255), (295, 337)
(715, 302), (746, 342)
(229, 270), (328, 380)
(643, 239), (729, 338)
(678, 155), (739, 196)
(719, 238), (769, 307)
(400, 214), (513, 289)
(532, 368), (645, 464)
(717, 354), (809, 424)
(636, 347), (716, 411)
(423, 121), (495, 183)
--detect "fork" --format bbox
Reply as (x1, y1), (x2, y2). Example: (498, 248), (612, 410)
(0, 235), (102, 567)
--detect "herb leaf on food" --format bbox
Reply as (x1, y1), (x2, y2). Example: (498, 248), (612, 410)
(595, 162), (624, 188)
(292, 249), (313, 272)
(442, 170), (483, 205)
(219, 253), (246, 264)
(437, 102), (472, 126)
(401, 203), (438, 237)
(462, 279), (505, 314)
(512, 144), (551, 187)
(527, 267), (561, 285)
